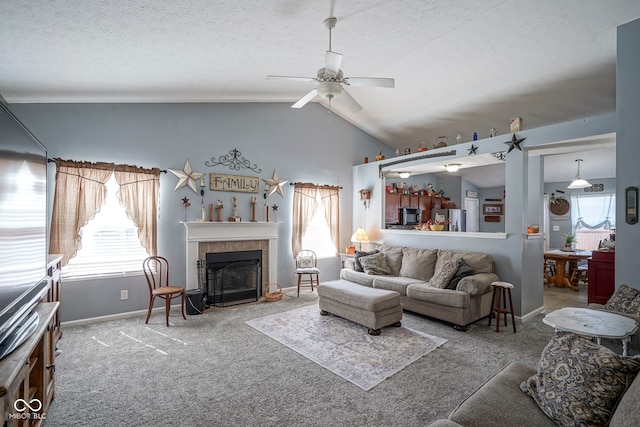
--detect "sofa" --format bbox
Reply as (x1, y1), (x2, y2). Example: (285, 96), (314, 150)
(340, 242), (500, 330)
(428, 331), (640, 426)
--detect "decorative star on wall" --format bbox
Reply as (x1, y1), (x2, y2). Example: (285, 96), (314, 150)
(504, 134), (526, 154)
(467, 144), (478, 156)
(169, 159), (204, 193)
(262, 170), (288, 198)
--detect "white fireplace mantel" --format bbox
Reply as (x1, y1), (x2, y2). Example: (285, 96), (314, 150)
(182, 221), (279, 289)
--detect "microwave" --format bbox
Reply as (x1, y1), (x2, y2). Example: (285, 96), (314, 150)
(400, 207), (422, 225)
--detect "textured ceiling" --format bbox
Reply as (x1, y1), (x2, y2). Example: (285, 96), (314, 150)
(1, 0), (636, 184)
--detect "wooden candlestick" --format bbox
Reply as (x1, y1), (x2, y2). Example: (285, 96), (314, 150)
(265, 205), (269, 222)
(209, 204), (213, 222)
(216, 207), (222, 222)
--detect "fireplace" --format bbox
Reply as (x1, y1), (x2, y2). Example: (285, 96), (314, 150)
(182, 221), (279, 299)
(206, 250), (262, 306)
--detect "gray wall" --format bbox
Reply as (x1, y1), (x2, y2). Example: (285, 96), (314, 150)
(8, 102), (386, 322)
(617, 18), (640, 288)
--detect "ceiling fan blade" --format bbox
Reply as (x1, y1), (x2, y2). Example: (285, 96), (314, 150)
(325, 51), (343, 76)
(292, 89), (318, 109)
(339, 88), (363, 113)
(266, 75), (316, 82)
(345, 77), (395, 88)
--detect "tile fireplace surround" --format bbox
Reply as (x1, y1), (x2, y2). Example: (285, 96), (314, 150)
(182, 221), (279, 294)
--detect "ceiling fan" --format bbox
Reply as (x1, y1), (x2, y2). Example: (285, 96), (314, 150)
(266, 17), (395, 112)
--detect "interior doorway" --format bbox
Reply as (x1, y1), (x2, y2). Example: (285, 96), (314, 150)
(463, 198), (479, 232)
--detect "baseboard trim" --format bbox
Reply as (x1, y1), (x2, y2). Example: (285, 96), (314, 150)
(61, 306), (174, 328)
(520, 306), (545, 323)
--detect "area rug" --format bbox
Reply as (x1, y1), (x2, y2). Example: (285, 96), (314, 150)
(245, 304), (447, 390)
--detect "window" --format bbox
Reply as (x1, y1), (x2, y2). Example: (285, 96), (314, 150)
(63, 175), (149, 279)
(300, 194), (338, 258)
(292, 183), (340, 258)
(49, 158), (160, 280)
(571, 194), (616, 251)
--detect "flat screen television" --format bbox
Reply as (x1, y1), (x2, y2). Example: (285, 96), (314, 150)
(0, 96), (49, 360)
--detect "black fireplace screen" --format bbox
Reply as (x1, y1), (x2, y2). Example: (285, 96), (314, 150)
(205, 250), (262, 307)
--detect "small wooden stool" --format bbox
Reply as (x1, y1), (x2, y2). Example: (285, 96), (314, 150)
(488, 281), (516, 332)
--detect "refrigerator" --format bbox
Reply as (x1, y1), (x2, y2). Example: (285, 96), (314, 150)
(431, 209), (467, 232)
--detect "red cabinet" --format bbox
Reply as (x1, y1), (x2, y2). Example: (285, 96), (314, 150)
(588, 250), (615, 304)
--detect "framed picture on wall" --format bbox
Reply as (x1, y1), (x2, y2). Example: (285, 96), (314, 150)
(482, 204), (503, 215)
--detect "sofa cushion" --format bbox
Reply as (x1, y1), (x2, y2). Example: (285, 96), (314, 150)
(604, 284), (640, 316)
(372, 276), (425, 296)
(436, 250), (494, 274)
(370, 243), (404, 275)
(359, 252), (392, 275)
(399, 247), (438, 281)
(520, 331), (640, 427)
(448, 362), (555, 427)
(354, 250), (379, 272)
(429, 260), (459, 289)
(340, 268), (375, 287)
(446, 258), (475, 290)
(406, 284), (470, 308)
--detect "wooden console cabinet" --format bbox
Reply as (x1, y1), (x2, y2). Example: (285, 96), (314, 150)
(0, 303), (58, 427)
(46, 255), (63, 344)
(588, 250), (615, 304)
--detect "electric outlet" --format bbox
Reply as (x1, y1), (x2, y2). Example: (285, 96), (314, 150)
(120, 290), (128, 300)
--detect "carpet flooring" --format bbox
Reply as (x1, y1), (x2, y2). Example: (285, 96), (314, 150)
(41, 291), (579, 426)
(246, 305), (447, 390)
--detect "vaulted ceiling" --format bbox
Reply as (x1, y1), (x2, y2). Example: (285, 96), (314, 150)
(2, 0), (638, 184)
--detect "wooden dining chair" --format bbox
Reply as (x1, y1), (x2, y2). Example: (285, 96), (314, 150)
(295, 250), (320, 297)
(143, 256), (187, 326)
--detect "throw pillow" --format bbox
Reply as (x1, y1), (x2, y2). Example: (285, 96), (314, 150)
(358, 252), (392, 276)
(298, 255), (314, 268)
(520, 331), (640, 426)
(445, 258), (475, 290)
(354, 250), (379, 272)
(429, 260), (459, 289)
(604, 284), (640, 315)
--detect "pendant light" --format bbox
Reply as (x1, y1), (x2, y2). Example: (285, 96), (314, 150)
(567, 159), (591, 189)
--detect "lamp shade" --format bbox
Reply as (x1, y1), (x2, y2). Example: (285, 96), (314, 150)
(567, 178), (592, 189)
(351, 228), (369, 243)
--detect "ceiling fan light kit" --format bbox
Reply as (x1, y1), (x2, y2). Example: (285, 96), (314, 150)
(445, 164), (461, 173)
(266, 16), (394, 113)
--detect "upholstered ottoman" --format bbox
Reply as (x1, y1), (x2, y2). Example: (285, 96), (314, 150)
(317, 280), (403, 335)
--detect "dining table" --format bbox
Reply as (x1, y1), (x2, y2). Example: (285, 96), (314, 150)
(543, 249), (592, 291)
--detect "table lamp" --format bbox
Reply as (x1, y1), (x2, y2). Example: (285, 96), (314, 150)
(351, 227), (369, 251)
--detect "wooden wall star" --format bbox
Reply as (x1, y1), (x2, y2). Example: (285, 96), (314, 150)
(262, 170), (288, 198)
(169, 159), (204, 193)
(467, 144), (478, 155)
(505, 134), (526, 153)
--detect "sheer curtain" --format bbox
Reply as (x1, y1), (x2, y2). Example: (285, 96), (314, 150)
(318, 185), (340, 254)
(571, 194), (616, 230)
(571, 193), (616, 250)
(49, 158), (113, 266)
(292, 183), (318, 258)
(114, 164), (161, 257)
